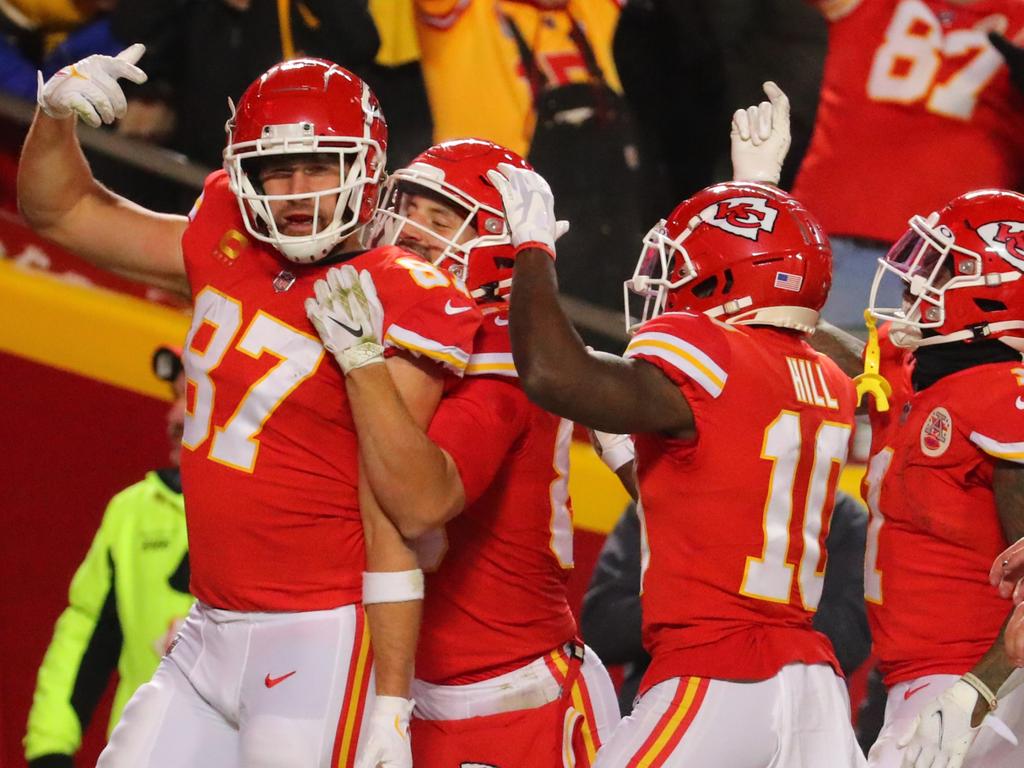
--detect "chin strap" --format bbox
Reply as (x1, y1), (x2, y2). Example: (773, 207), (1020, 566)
(892, 320), (1024, 349)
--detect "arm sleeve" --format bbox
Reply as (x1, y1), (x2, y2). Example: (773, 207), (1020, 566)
(378, 260), (482, 377)
(623, 313), (731, 402)
(967, 367), (1024, 465)
(24, 508), (123, 762)
(427, 378), (526, 506)
(812, 491), (871, 676)
(580, 504), (648, 667)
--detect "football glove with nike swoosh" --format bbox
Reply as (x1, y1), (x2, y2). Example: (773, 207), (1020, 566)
(355, 696), (414, 768)
(897, 680), (982, 768)
(305, 265), (385, 375)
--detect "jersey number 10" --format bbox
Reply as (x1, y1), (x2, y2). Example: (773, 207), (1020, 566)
(740, 411), (852, 610)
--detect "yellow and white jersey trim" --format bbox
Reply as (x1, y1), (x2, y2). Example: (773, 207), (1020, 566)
(969, 432), (1024, 464)
(465, 352), (517, 378)
(384, 324), (471, 375)
(625, 331), (728, 398)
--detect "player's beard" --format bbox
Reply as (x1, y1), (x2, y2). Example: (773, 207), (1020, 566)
(397, 236), (431, 260)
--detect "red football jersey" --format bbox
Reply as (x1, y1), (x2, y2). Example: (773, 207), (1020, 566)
(863, 361), (1024, 686)
(623, 312), (856, 690)
(179, 171), (481, 612)
(794, 0), (1024, 242)
(415, 307), (578, 684)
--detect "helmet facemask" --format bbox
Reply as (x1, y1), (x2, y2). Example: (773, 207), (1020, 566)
(869, 213), (987, 347)
(372, 166), (511, 299)
(623, 217), (700, 333)
(224, 119), (383, 264)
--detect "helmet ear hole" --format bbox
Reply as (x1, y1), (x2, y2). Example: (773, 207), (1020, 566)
(692, 276), (718, 298)
(722, 269), (734, 295)
(975, 298), (1007, 313)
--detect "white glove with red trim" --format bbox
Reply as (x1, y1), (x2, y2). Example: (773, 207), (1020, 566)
(730, 81), (791, 186)
(37, 43), (148, 127)
(590, 429), (635, 473)
(355, 695), (414, 768)
(486, 163), (569, 259)
(305, 265), (385, 374)
(897, 680), (981, 768)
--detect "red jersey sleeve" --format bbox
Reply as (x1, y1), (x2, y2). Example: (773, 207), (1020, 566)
(964, 364), (1024, 464)
(366, 248), (483, 377)
(623, 311), (732, 405)
(427, 377), (528, 505)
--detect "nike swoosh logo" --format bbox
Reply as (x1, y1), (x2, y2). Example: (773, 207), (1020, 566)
(494, 316), (509, 326)
(328, 316), (363, 337)
(264, 670), (296, 688)
(1016, 396), (1024, 410)
(904, 683), (929, 700)
(445, 299), (471, 315)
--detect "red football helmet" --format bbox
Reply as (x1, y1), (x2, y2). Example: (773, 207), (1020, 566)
(869, 189), (1024, 350)
(223, 58), (387, 264)
(624, 182), (832, 333)
(372, 139), (530, 302)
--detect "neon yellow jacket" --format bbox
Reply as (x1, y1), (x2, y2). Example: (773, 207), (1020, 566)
(24, 470), (193, 763)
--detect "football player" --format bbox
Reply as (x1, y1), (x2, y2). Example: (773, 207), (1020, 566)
(794, 0), (1024, 327)
(855, 190), (1024, 768)
(20, 47), (482, 768)
(486, 166), (866, 764)
(303, 138), (621, 767)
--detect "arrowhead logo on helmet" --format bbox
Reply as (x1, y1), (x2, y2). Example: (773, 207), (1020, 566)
(699, 197), (778, 241)
(978, 221), (1024, 271)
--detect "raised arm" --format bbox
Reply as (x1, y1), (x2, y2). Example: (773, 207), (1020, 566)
(17, 45), (189, 296)
(484, 165), (692, 436)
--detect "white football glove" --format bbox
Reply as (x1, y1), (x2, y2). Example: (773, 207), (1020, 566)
(355, 695), (414, 768)
(37, 43), (148, 128)
(304, 265), (385, 375)
(485, 163), (569, 259)
(730, 81), (791, 186)
(590, 429), (635, 473)
(897, 680), (982, 768)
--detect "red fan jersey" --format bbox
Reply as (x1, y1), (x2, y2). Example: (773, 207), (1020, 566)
(623, 312), (856, 690)
(414, 307), (578, 684)
(179, 171), (481, 612)
(863, 361), (1024, 686)
(794, 0), (1024, 243)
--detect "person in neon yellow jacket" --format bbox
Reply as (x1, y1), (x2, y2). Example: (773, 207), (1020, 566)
(24, 345), (192, 767)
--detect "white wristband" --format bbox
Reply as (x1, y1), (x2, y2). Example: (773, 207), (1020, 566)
(362, 569), (424, 605)
(594, 431), (635, 473)
(961, 672), (998, 712)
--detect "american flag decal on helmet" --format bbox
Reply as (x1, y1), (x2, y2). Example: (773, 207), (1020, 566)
(774, 272), (803, 292)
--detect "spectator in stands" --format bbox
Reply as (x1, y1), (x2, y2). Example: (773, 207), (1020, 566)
(582, 493), (873, 718)
(109, 0), (380, 168)
(792, 0), (1024, 329)
(0, 0), (121, 101)
(23, 345), (192, 768)
(414, 1), (643, 346)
